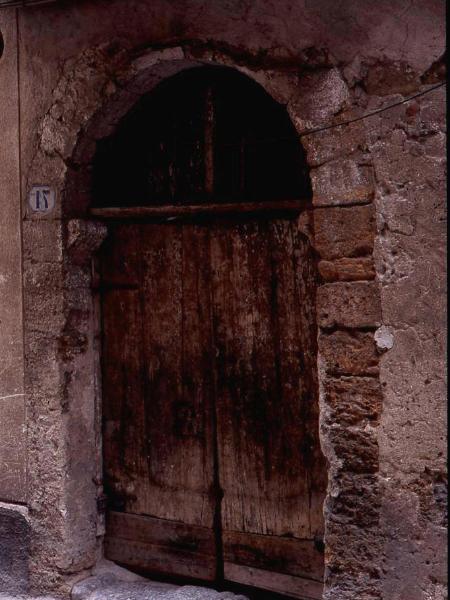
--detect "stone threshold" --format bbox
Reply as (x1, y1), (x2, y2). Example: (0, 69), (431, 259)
(0, 560), (248, 600)
(71, 560), (248, 600)
(72, 575), (248, 600)
(0, 561), (247, 600)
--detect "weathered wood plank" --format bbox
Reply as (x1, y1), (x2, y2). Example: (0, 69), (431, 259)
(106, 512), (216, 581)
(90, 200), (306, 219)
(137, 224), (214, 526)
(288, 221), (328, 536)
(100, 223), (141, 288)
(101, 224), (147, 511)
(223, 529), (323, 581)
(102, 288), (146, 494)
(224, 563), (323, 600)
(210, 218), (316, 538)
(211, 219), (281, 535)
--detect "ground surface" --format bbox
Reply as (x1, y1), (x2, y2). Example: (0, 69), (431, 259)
(0, 561), (248, 600)
(0, 582), (247, 600)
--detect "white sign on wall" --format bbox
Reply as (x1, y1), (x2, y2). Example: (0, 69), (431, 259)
(28, 185), (56, 214)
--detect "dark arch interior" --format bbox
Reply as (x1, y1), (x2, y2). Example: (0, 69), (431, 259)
(92, 66), (312, 207)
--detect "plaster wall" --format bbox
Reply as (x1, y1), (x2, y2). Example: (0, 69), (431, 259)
(371, 85), (447, 600)
(0, 1), (446, 599)
(0, 9), (25, 505)
(0, 8), (28, 595)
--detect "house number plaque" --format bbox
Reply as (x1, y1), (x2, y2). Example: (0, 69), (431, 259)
(28, 185), (56, 214)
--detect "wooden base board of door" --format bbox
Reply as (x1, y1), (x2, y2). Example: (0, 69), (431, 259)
(223, 529), (324, 600)
(105, 512), (324, 599)
(223, 529), (324, 582)
(105, 511), (217, 581)
(224, 563), (324, 600)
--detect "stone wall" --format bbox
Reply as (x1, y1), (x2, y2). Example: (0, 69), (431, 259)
(0, 1), (446, 598)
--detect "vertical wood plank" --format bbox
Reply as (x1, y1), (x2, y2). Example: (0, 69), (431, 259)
(210, 216), (323, 538)
(135, 223), (215, 527)
(289, 221), (327, 536)
(101, 224), (147, 511)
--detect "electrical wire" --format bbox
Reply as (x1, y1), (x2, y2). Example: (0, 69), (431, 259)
(184, 81), (446, 148)
(0, 0), (55, 7)
(301, 81), (446, 137)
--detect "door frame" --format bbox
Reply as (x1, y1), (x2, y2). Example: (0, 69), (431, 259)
(22, 47), (383, 598)
(98, 208), (326, 600)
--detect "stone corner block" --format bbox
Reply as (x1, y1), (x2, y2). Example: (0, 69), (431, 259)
(322, 375), (383, 425)
(311, 160), (374, 206)
(22, 220), (63, 264)
(314, 204), (376, 260)
(328, 424), (379, 474)
(317, 282), (381, 329)
(67, 219), (108, 265)
(318, 257), (376, 282)
(319, 330), (379, 376)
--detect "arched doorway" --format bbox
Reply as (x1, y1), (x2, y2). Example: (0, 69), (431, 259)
(92, 66), (326, 599)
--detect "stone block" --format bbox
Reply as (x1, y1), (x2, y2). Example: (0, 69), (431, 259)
(0, 504), (29, 593)
(302, 118), (366, 167)
(23, 261), (67, 336)
(323, 376), (383, 424)
(24, 333), (62, 401)
(311, 159), (374, 205)
(319, 257), (375, 282)
(364, 61), (420, 97)
(0, 396), (26, 503)
(317, 282), (382, 328)
(291, 67), (350, 131)
(314, 204), (376, 260)
(22, 280), (65, 335)
(327, 473), (380, 527)
(325, 522), (382, 579)
(328, 424), (379, 474)
(319, 330), (378, 376)
(22, 220), (63, 264)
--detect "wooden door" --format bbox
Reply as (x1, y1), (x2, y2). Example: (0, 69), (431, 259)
(101, 221), (217, 581)
(210, 217), (325, 599)
(100, 212), (325, 599)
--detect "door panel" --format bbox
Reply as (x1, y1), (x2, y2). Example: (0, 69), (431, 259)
(101, 222), (217, 580)
(210, 220), (313, 538)
(101, 216), (325, 596)
(139, 224), (215, 525)
(101, 225), (147, 513)
(209, 219), (324, 597)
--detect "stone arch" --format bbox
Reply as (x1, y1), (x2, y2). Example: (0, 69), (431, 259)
(22, 42), (383, 600)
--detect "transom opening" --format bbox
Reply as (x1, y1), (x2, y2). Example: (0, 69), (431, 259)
(92, 66), (311, 208)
